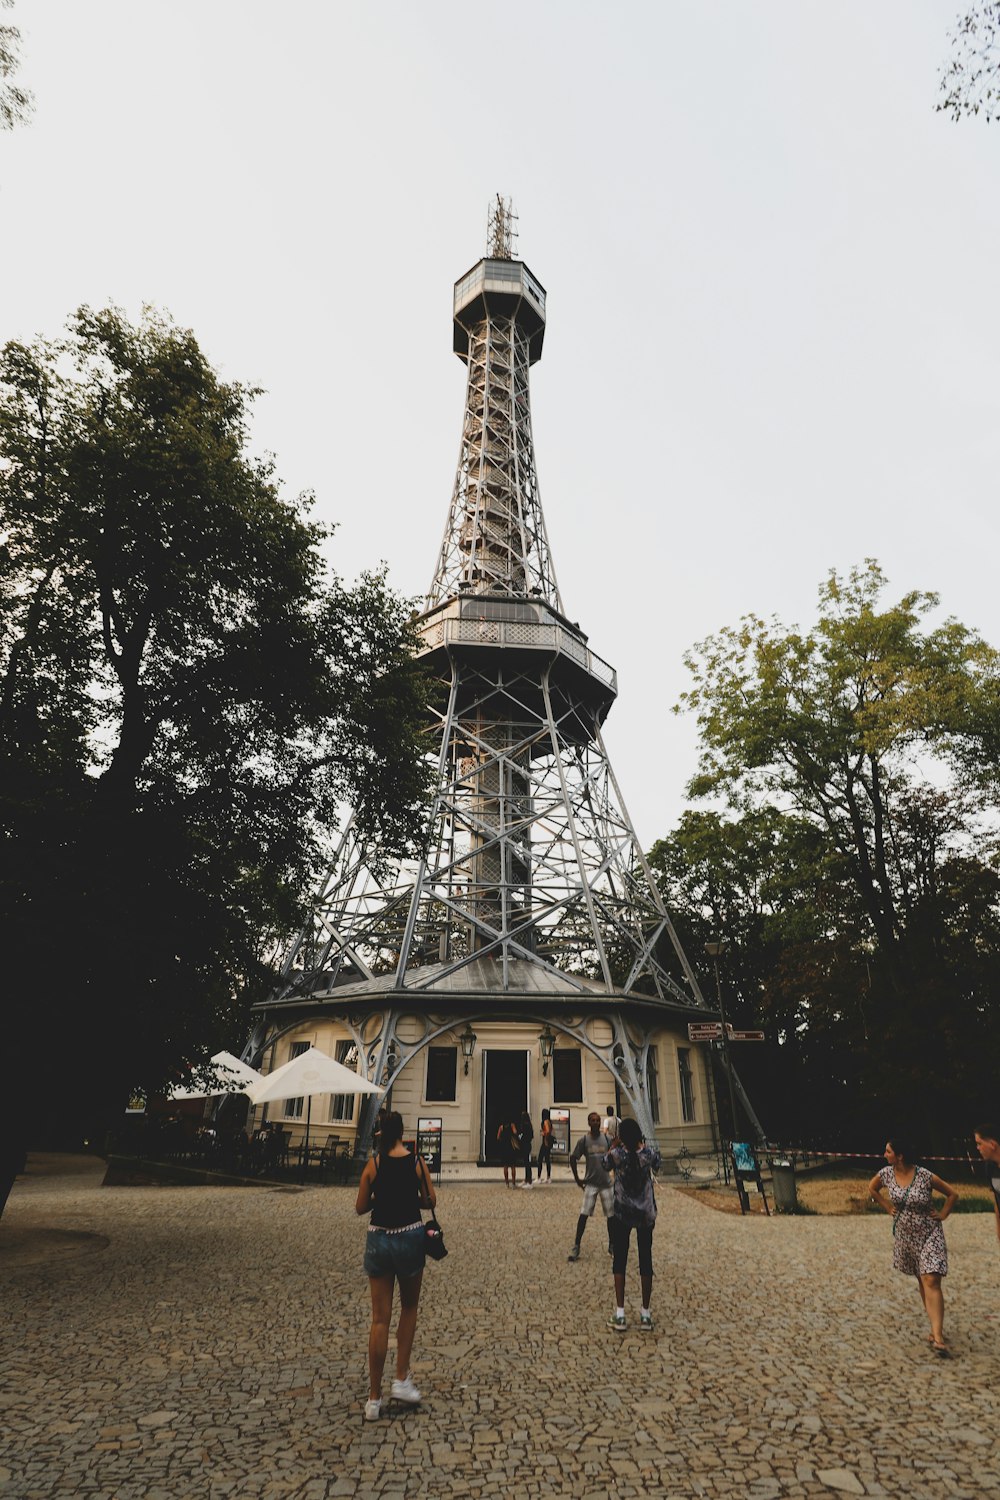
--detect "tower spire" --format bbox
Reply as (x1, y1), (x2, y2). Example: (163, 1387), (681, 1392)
(427, 202), (559, 610)
(487, 194), (517, 259)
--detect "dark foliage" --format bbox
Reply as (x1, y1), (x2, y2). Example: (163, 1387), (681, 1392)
(664, 564), (1000, 1146)
(0, 307), (431, 1142)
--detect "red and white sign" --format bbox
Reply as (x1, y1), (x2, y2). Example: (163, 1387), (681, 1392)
(729, 1030), (765, 1042)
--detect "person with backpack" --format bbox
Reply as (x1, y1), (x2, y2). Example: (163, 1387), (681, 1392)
(602, 1117), (661, 1332)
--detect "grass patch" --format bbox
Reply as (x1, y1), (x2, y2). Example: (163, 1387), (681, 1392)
(674, 1173), (998, 1217)
(794, 1174), (996, 1216)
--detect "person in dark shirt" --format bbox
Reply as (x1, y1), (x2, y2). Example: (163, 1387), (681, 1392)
(518, 1110), (534, 1187)
(535, 1108), (554, 1184)
(497, 1118), (521, 1187)
(355, 1110), (436, 1420)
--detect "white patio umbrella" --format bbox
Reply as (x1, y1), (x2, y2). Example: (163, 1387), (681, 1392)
(167, 1050), (263, 1101)
(246, 1046), (384, 1170)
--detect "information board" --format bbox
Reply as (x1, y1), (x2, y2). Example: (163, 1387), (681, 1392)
(549, 1108), (571, 1156)
(729, 1141), (770, 1216)
(416, 1116), (443, 1175)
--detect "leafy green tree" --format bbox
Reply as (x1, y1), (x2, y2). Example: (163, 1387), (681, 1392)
(672, 563), (1000, 1140)
(649, 806), (870, 1140)
(0, 307), (431, 1140)
(677, 562), (988, 975)
(939, 2), (1000, 123)
(0, 0), (31, 130)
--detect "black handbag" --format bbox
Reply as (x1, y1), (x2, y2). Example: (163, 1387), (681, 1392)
(424, 1213), (448, 1261)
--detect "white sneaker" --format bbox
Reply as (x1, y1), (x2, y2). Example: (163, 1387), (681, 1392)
(391, 1375), (422, 1405)
(364, 1397), (382, 1421)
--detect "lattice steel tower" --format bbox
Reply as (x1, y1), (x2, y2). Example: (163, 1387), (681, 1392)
(260, 200), (760, 1145)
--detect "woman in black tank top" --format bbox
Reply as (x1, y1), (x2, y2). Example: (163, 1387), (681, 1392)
(355, 1109), (436, 1420)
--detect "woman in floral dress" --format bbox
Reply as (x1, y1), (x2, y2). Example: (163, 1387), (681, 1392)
(868, 1137), (958, 1356)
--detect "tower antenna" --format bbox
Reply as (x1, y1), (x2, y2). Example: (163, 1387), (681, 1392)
(487, 194), (517, 259)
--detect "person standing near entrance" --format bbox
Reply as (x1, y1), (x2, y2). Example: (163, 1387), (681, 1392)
(973, 1124), (1000, 1246)
(568, 1112), (613, 1260)
(518, 1110), (534, 1187)
(535, 1108), (554, 1184)
(497, 1119), (520, 1187)
(601, 1104), (621, 1141)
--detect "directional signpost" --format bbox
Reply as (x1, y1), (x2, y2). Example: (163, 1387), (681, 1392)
(689, 1019), (767, 1187)
(687, 1024), (765, 1043)
(687, 1022), (724, 1041)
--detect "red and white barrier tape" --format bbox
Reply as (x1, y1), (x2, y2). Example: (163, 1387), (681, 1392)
(768, 1148), (984, 1163)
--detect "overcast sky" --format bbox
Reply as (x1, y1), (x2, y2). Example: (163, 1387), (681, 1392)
(2, 1), (997, 845)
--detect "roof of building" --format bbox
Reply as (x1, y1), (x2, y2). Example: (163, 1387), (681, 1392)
(257, 957), (715, 1021)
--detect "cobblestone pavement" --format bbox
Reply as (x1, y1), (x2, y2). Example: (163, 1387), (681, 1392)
(1, 1155), (998, 1500)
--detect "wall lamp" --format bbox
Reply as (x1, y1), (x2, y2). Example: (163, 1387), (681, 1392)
(538, 1025), (556, 1076)
(460, 1024), (477, 1075)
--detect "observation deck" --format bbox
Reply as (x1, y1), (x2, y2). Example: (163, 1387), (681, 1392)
(453, 258), (547, 364)
(414, 592), (617, 733)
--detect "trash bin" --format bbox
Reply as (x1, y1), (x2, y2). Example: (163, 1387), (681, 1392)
(771, 1161), (798, 1213)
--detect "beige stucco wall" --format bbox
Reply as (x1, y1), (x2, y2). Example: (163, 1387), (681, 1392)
(251, 1015), (719, 1164)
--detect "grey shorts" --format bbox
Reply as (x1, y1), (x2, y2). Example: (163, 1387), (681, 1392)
(581, 1184), (614, 1218)
(364, 1222), (425, 1279)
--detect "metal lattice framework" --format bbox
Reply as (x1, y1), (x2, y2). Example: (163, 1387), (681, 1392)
(427, 311), (560, 609)
(276, 653), (703, 1008)
(256, 207), (768, 1146)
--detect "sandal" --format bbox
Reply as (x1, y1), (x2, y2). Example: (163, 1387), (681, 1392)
(931, 1340), (950, 1357)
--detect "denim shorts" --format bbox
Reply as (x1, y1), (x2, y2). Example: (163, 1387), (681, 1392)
(363, 1222), (425, 1279)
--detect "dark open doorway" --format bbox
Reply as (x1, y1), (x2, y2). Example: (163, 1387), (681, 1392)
(482, 1049), (528, 1162)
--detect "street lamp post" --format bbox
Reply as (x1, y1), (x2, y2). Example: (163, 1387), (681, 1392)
(705, 940), (740, 1149)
